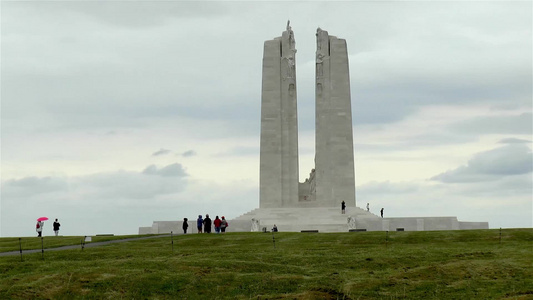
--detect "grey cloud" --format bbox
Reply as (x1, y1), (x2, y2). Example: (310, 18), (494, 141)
(450, 113), (532, 135)
(357, 181), (419, 195)
(214, 146), (259, 157)
(498, 138), (531, 144)
(431, 144), (532, 183)
(82, 170), (187, 200)
(447, 174), (532, 198)
(353, 132), (475, 153)
(152, 148), (171, 156)
(2, 1), (530, 135)
(10, 1), (228, 28)
(1, 167), (189, 204)
(2, 176), (69, 198)
(181, 150), (197, 157)
(142, 163), (188, 177)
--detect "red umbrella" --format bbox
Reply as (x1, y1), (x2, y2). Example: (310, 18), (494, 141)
(37, 217), (49, 221)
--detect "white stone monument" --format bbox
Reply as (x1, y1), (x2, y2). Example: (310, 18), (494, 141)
(139, 23), (489, 234)
(260, 24), (355, 209)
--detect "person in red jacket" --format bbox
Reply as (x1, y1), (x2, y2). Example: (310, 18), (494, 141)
(214, 216), (222, 234)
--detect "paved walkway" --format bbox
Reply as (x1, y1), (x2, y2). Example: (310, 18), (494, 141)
(0, 235), (170, 257)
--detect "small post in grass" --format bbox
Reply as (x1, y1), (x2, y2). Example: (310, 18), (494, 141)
(272, 231), (276, 249)
(171, 231), (174, 253)
(499, 227), (502, 244)
(385, 231), (389, 248)
(81, 236), (86, 251)
(19, 238), (23, 262)
(41, 237), (44, 260)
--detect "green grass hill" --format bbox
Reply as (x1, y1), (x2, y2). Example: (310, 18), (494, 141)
(1, 229), (531, 299)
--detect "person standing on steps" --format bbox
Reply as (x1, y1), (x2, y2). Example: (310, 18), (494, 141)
(197, 215), (203, 233)
(53, 219), (60, 236)
(341, 201), (346, 214)
(203, 214), (212, 233)
(380, 208), (384, 218)
(182, 218), (189, 234)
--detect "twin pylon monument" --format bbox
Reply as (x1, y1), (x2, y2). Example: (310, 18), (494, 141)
(231, 23), (487, 232)
(139, 24), (488, 234)
(260, 22), (356, 210)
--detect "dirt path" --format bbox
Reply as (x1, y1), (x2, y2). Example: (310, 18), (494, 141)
(0, 235), (171, 257)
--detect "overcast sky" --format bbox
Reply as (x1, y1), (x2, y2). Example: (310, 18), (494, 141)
(1, 1), (531, 237)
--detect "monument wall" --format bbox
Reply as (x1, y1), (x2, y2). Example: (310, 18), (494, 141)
(314, 29), (356, 208)
(260, 24), (299, 208)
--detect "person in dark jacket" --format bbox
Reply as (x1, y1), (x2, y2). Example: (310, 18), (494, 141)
(197, 215), (203, 233)
(53, 219), (61, 236)
(182, 218), (188, 234)
(203, 214), (212, 233)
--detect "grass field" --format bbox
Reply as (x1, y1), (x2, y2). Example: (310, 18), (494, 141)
(0, 229), (531, 299)
(0, 235), (153, 253)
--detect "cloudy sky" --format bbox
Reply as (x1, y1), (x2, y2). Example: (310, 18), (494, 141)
(1, 1), (531, 237)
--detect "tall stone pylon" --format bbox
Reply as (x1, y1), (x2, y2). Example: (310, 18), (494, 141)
(314, 28), (356, 208)
(260, 21), (299, 208)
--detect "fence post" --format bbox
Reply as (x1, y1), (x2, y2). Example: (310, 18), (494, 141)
(171, 231), (174, 253)
(272, 231), (276, 249)
(499, 227), (502, 244)
(19, 238), (23, 262)
(41, 237), (44, 260)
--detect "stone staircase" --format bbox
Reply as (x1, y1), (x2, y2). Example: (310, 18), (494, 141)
(230, 206), (381, 232)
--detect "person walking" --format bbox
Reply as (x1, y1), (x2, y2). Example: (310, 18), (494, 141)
(203, 214), (212, 233)
(36, 221), (43, 237)
(197, 215), (203, 233)
(214, 216), (222, 234)
(53, 219), (60, 236)
(341, 201), (346, 214)
(220, 216), (228, 233)
(380, 208), (384, 218)
(182, 218), (189, 234)
(366, 203), (370, 212)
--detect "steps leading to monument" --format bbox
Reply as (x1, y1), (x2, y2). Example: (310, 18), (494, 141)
(229, 206), (381, 232)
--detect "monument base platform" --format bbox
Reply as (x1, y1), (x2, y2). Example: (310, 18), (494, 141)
(139, 207), (488, 234)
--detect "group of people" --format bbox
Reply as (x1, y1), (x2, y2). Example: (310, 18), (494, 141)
(36, 218), (61, 237)
(181, 215), (229, 234)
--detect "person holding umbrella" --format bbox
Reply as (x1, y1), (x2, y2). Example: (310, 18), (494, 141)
(36, 217), (48, 237)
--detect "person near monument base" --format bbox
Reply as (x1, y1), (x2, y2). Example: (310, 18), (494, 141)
(366, 203), (370, 212)
(272, 224), (278, 232)
(341, 201), (346, 214)
(203, 214), (212, 233)
(36, 221), (43, 237)
(381, 208), (384, 218)
(220, 216), (228, 233)
(182, 218), (189, 234)
(214, 216), (222, 234)
(53, 219), (60, 236)
(197, 215), (203, 233)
